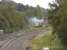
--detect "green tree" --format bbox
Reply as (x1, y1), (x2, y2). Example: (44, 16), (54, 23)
(0, 1), (24, 33)
(48, 0), (67, 48)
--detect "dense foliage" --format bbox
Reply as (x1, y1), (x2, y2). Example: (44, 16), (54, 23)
(48, 0), (67, 47)
(0, 0), (46, 33)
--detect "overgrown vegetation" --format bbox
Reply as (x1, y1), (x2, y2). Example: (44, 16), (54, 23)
(32, 30), (63, 50)
(48, 0), (67, 49)
(0, 0), (46, 33)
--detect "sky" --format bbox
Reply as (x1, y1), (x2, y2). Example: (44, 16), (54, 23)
(13, 0), (54, 9)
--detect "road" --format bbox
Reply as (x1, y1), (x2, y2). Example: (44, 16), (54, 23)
(0, 29), (48, 50)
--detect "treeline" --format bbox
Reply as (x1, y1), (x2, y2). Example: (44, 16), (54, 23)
(0, 0), (46, 33)
(48, 0), (67, 49)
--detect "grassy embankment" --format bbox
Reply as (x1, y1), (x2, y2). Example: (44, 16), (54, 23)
(31, 29), (63, 50)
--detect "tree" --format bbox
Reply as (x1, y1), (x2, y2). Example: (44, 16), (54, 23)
(48, 0), (67, 47)
(0, 0), (46, 33)
(34, 5), (42, 17)
(0, 1), (24, 33)
(2, 0), (12, 2)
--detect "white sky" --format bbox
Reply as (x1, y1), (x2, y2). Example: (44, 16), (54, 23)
(13, 0), (54, 9)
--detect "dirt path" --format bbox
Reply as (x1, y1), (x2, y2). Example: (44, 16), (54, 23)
(0, 29), (48, 50)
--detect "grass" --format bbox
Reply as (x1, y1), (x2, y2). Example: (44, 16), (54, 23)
(31, 30), (63, 50)
(25, 25), (48, 31)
